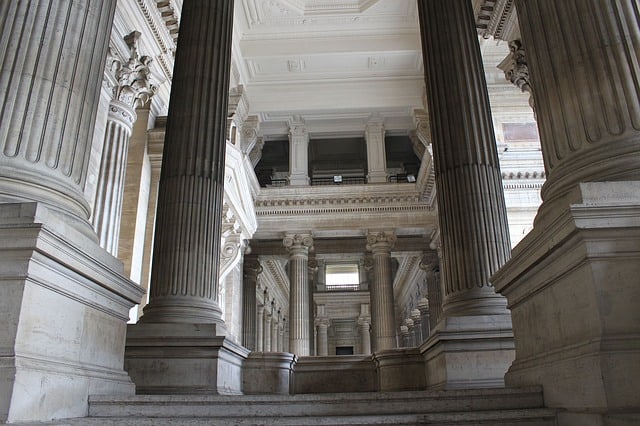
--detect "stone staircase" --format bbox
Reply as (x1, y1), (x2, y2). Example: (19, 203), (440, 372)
(43, 386), (557, 425)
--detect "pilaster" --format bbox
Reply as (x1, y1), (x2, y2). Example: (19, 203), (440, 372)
(288, 117), (310, 186)
(365, 118), (388, 183)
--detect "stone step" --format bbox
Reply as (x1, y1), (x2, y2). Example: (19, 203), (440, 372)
(56, 409), (557, 425)
(10, 387), (557, 425)
(87, 387), (548, 419)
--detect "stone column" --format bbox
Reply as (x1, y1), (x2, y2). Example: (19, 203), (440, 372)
(243, 255), (262, 350)
(411, 309), (423, 346)
(283, 233), (314, 356)
(357, 316), (372, 355)
(92, 31), (156, 256)
(315, 318), (330, 356)
(271, 311), (279, 351)
(365, 118), (388, 183)
(491, 1), (640, 421)
(366, 231), (397, 351)
(256, 304), (265, 352)
(417, 0), (514, 388)
(417, 298), (430, 337)
(125, 1), (248, 395)
(264, 309), (272, 352)
(278, 322), (285, 352)
(419, 252), (440, 330)
(0, 1), (145, 421)
(133, 0), (233, 325)
(288, 117), (310, 186)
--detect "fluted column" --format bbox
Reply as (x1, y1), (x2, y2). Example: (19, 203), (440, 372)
(315, 318), (330, 356)
(515, 0), (640, 220)
(139, 0), (234, 325)
(411, 309), (423, 345)
(365, 118), (388, 183)
(0, 0), (117, 236)
(92, 32), (156, 255)
(288, 117), (310, 186)
(419, 252), (441, 330)
(256, 304), (264, 352)
(366, 231), (397, 351)
(283, 233), (313, 356)
(242, 255), (262, 350)
(264, 309), (272, 352)
(418, 0), (511, 317)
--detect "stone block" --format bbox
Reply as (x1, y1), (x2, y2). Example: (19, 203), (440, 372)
(242, 352), (296, 394)
(374, 348), (426, 391)
(0, 202), (143, 423)
(493, 182), (640, 423)
(293, 355), (376, 394)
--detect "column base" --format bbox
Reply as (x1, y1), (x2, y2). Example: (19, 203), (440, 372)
(420, 314), (515, 389)
(493, 182), (640, 424)
(374, 348), (426, 391)
(0, 202), (143, 423)
(366, 172), (388, 184)
(125, 323), (249, 395)
(242, 352), (296, 395)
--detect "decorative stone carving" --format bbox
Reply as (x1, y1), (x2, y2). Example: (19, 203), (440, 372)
(92, 31), (157, 255)
(498, 39), (534, 110)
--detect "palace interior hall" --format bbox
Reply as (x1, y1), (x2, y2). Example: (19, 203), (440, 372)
(0, 0), (638, 425)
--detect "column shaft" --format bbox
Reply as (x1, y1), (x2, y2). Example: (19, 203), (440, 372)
(316, 319), (329, 356)
(256, 305), (264, 352)
(0, 0), (116, 231)
(271, 316), (278, 351)
(418, 0), (511, 317)
(284, 234), (313, 356)
(516, 0), (640, 219)
(358, 319), (371, 355)
(366, 231), (397, 351)
(140, 0), (234, 324)
(264, 311), (272, 352)
(242, 256), (261, 350)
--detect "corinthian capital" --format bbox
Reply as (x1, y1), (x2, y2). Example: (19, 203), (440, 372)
(283, 233), (314, 253)
(110, 31), (157, 109)
(366, 231), (396, 251)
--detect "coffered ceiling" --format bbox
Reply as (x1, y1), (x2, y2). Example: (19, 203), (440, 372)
(232, 0), (425, 139)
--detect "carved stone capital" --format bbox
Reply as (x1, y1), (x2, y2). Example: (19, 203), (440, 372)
(366, 231), (396, 252)
(283, 233), (314, 254)
(109, 31), (157, 110)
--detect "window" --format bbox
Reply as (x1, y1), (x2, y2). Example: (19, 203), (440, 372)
(325, 263), (359, 291)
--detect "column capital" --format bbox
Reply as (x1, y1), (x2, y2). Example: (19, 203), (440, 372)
(110, 31), (157, 110)
(366, 231), (396, 252)
(283, 233), (314, 254)
(314, 317), (331, 328)
(357, 315), (371, 327)
(497, 39), (534, 109)
(288, 116), (308, 138)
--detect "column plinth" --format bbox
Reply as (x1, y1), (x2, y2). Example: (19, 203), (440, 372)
(366, 231), (397, 351)
(284, 233), (313, 356)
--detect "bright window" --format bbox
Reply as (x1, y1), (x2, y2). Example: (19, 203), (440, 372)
(326, 263), (359, 290)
